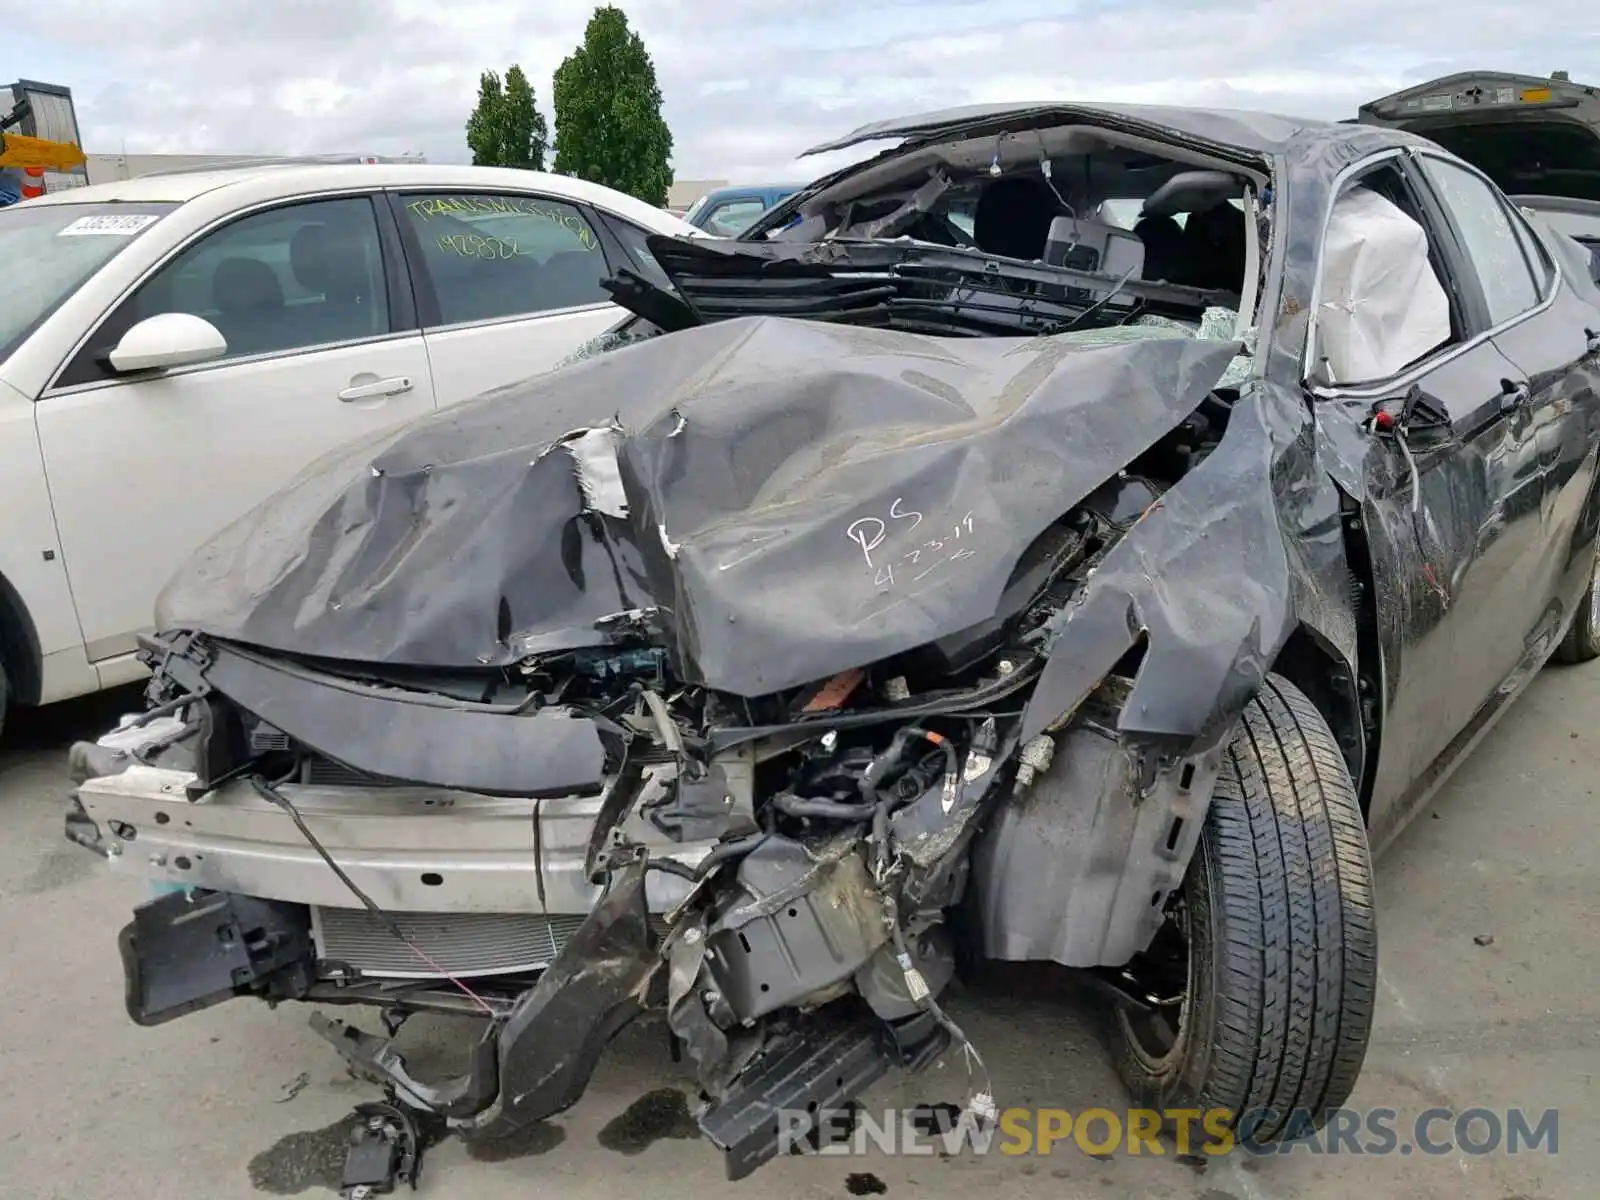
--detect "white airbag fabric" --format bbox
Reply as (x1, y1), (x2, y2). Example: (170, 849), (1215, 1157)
(1318, 187), (1451, 384)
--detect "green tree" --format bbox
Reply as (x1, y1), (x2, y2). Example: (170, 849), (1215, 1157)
(552, 6), (673, 206)
(465, 64), (549, 170)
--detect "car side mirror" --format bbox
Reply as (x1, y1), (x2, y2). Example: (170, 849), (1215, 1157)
(108, 313), (228, 374)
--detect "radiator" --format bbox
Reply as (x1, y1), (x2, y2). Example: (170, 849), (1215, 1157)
(312, 908), (590, 979)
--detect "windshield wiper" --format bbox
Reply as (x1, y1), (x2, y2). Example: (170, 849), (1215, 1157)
(870, 241), (1227, 309)
(628, 233), (1228, 337)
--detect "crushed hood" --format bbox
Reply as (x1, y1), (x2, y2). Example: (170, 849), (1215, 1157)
(157, 315), (1241, 697)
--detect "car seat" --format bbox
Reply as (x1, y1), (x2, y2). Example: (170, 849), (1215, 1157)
(537, 249), (608, 310)
(1179, 202), (1248, 295)
(289, 222), (381, 342)
(1138, 169), (1248, 292)
(971, 176), (1061, 261)
(209, 257), (286, 355)
(1133, 214), (1186, 285)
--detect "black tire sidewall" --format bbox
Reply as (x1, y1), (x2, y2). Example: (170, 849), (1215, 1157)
(1109, 825), (1220, 1114)
(1578, 568), (1600, 659)
(1109, 675), (1375, 1138)
(1553, 550), (1600, 664)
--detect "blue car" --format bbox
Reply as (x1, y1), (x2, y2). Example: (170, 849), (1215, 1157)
(683, 184), (802, 236)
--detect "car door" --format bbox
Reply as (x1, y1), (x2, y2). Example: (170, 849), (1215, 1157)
(1307, 154), (1551, 841)
(1414, 158), (1600, 618)
(1409, 150), (1600, 648)
(35, 192), (438, 664)
(388, 190), (629, 409)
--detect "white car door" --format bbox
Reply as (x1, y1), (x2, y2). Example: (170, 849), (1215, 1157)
(34, 193), (439, 663)
(389, 189), (628, 408)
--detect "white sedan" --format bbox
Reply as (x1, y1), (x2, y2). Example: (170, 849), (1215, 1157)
(0, 163), (701, 734)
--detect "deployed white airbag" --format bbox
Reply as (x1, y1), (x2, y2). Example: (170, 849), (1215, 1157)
(1317, 187), (1451, 384)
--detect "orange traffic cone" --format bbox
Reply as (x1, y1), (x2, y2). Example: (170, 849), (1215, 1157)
(20, 166), (44, 199)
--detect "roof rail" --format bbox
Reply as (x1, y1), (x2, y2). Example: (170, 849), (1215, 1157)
(132, 153), (425, 179)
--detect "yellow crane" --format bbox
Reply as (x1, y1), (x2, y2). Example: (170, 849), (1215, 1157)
(1, 79), (88, 197)
(0, 130), (86, 172)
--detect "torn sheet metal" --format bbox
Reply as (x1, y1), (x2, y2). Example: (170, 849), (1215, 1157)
(566, 424), (630, 519)
(1020, 370), (1356, 750)
(315, 854), (660, 1135)
(157, 316), (1241, 698)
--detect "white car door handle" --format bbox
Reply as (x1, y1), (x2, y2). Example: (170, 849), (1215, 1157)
(338, 375), (414, 402)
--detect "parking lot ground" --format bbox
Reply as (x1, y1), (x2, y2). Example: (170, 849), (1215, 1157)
(1, 669), (1596, 1200)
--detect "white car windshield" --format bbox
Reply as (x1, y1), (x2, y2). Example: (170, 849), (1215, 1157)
(0, 202), (176, 362)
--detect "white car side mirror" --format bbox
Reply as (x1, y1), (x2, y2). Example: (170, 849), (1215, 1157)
(108, 313), (228, 374)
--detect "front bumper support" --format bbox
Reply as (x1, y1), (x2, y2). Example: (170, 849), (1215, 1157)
(120, 889), (313, 1025)
(73, 763), (705, 918)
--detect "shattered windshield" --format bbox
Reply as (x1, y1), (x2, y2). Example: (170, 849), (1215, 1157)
(684, 122), (1272, 346)
(1058, 305), (1255, 383)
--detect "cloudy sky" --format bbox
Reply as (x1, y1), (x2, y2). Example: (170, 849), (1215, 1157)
(8, 0), (1599, 183)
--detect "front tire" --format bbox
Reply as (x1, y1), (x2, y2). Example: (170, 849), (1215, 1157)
(1111, 674), (1377, 1144)
(1552, 545), (1600, 664)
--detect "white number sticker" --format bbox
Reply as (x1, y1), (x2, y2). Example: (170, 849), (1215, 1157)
(57, 214), (160, 237)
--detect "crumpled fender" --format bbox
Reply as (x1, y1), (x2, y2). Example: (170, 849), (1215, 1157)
(1021, 378), (1357, 750)
(979, 378), (1359, 968)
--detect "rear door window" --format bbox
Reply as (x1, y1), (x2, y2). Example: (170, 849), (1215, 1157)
(1415, 154), (1543, 326)
(398, 193), (610, 326)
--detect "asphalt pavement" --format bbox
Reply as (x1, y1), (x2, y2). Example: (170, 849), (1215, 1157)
(1, 669), (1595, 1200)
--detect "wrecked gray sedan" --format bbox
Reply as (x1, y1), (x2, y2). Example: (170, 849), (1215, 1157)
(66, 100), (1600, 1185)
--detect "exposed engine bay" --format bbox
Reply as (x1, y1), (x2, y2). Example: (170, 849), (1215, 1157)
(66, 390), (1233, 1181)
